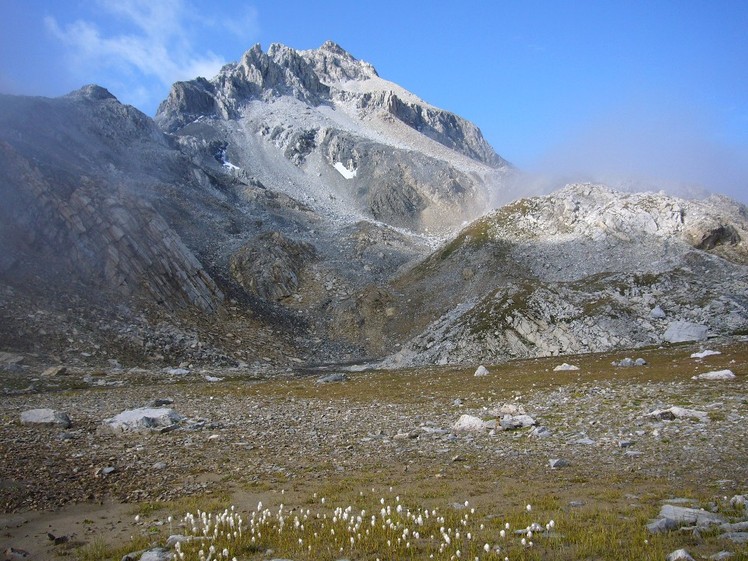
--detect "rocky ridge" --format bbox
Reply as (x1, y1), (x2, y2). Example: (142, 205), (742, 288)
(384, 184), (748, 366)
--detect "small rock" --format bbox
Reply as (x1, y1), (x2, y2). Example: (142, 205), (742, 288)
(611, 357), (646, 367)
(152, 462), (167, 470)
(666, 548), (695, 561)
(490, 403), (526, 416)
(453, 398), (463, 407)
(151, 398), (174, 407)
(618, 440), (635, 448)
(165, 535), (192, 547)
(529, 426), (552, 438)
(47, 532), (69, 545)
(692, 369), (736, 381)
(3, 547), (31, 560)
(730, 495), (746, 508)
(709, 552), (733, 560)
(204, 375), (223, 382)
(647, 517), (677, 534)
(575, 437), (595, 445)
(549, 458), (570, 469)
(650, 305), (666, 319)
(316, 373), (347, 384)
(20, 408), (71, 428)
(553, 363), (579, 371)
(138, 548), (171, 561)
(41, 366), (67, 377)
(474, 365), (489, 377)
(163, 367), (190, 376)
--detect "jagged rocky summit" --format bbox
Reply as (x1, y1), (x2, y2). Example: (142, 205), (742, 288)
(0, 41), (747, 370)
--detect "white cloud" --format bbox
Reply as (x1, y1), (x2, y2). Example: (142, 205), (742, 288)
(44, 0), (255, 110)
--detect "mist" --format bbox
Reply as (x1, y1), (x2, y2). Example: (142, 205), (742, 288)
(518, 101), (748, 205)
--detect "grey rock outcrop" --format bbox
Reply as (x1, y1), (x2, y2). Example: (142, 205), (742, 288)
(664, 321), (709, 343)
(230, 231), (315, 301)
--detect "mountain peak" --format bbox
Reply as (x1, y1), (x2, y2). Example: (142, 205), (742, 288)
(154, 41), (504, 168)
(66, 84), (117, 102)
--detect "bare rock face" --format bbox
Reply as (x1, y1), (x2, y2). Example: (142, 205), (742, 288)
(0, 142), (222, 312)
(384, 184), (748, 367)
(229, 232), (315, 301)
(155, 41), (510, 236)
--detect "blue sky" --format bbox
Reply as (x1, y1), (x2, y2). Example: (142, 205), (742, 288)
(1, 0), (747, 201)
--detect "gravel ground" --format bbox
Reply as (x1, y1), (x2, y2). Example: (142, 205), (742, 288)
(0, 340), (746, 558)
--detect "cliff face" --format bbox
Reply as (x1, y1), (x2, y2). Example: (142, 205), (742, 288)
(154, 42), (510, 236)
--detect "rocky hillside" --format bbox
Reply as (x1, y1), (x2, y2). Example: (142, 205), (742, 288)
(384, 184), (748, 366)
(0, 42), (747, 371)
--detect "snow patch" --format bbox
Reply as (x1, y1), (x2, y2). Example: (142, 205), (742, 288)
(333, 161), (357, 179)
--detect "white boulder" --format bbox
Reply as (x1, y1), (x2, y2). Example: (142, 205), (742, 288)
(452, 414), (488, 432)
(20, 408), (71, 428)
(647, 406), (708, 422)
(692, 369), (736, 381)
(474, 365), (489, 377)
(553, 363), (579, 371)
(105, 407), (183, 432)
(663, 321), (708, 343)
(690, 350), (721, 359)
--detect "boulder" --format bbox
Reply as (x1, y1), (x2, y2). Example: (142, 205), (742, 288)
(453, 414), (488, 432)
(730, 495), (747, 509)
(666, 549), (695, 561)
(647, 407), (708, 422)
(0, 352), (24, 366)
(474, 365), (489, 377)
(138, 548), (171, 561)
(499, 414), (536, 430)
(663, 321), (708, 343)
(659, 504), (726, 527)
(721, 532), (748, 544)
(316, 373), (348, 384)
(489, 403), (526, 416)
(105, 407), (182, 432)
(692, 369), (736, 381)
(691, 349), (721, 359)
(163, 367), (190, 376)
(612, 357), (646, 367)
(529, 426), (552, 438)
(20, 408), (71, 428)
(553, 363), (579, 371)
